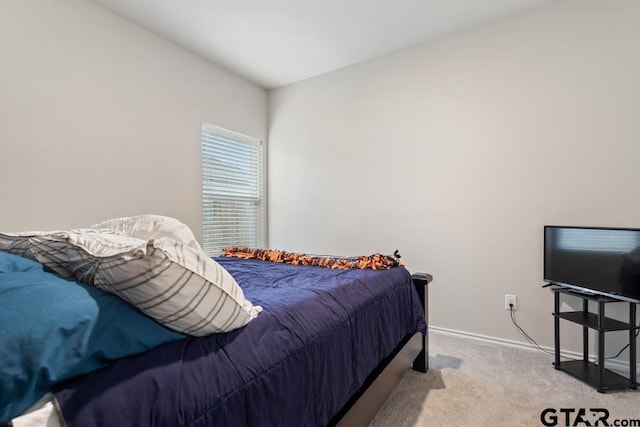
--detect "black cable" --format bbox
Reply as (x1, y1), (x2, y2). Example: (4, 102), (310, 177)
(600, 304), (639, 362)
(604, 327), (639, 361)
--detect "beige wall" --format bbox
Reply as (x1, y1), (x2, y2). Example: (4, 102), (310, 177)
(268, 0), (640, 353)
(0, 0), (267, 239)
(2, 0), (638, 357)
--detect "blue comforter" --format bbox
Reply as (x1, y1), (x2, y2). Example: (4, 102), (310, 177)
(54, 257), (426, 427)
(0, 252), (184, 424)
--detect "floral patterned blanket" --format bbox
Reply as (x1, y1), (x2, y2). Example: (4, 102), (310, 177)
(222, 247), (403, 270)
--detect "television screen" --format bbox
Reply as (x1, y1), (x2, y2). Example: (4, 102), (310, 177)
(544, 226), (640, 302)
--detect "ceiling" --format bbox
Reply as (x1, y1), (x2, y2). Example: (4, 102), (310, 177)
(90, 0), (556, 89)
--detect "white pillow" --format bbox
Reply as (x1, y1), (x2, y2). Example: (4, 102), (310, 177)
(90, 215), (203, 251)
(29, 229), (261, 336)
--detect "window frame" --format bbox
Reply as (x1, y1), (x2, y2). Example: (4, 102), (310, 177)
(201, 123), (267, 255)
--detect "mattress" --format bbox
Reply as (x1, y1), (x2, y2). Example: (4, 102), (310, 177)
(54, 257), (426, 426)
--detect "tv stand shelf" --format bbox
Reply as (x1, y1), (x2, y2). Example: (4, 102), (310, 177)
(555, 311), (633, 332)
(551, 286), (639, 393)
(558, 360), (633, 389)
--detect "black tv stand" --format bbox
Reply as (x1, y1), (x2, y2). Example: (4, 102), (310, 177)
(550, 285), (639, 393)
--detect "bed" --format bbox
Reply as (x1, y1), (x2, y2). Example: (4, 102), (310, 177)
(0, 222), (430, 427)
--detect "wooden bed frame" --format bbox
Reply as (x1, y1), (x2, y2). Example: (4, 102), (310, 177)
(330, 272), (433, 426)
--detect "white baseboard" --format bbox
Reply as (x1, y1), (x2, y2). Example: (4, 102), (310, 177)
(429, 325), (639, 380)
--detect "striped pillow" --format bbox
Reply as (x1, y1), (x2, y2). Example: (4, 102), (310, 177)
(29, 229), (145, 280)
(29, 230), (262, 336)
(0, 231), (62, 260)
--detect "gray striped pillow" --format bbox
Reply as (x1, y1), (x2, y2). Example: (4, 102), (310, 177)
(29, 229), (145, 280)
(30, 230), (262, 336)
(0, 231), (63, 260)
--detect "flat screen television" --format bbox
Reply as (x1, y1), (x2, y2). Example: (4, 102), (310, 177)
(544, 226), (640, 303)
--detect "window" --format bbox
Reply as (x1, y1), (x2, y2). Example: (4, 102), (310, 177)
(558, 228), (640, 253)
(201, 124), (264, 255)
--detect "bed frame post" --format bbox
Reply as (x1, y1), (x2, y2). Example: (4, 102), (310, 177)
(411, 273), (432, 373)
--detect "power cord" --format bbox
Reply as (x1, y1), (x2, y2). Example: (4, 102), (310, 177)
(508, 304), (557, 357)
(604, 326), (639, 361)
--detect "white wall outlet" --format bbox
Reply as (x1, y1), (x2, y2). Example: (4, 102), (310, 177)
(505, 294), (517, 311)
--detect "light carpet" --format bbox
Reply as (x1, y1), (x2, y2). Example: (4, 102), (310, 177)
(370, 331), (640, 426)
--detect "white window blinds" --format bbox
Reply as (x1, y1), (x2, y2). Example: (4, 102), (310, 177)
(558, 228), (640, 253)
(202, 124), (264, 255)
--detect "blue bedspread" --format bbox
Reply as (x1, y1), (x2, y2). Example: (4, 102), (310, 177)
(54, 257), (426, 427)
(0, 252), (184, 424)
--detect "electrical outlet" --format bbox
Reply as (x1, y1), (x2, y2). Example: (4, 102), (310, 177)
(505, 294), (517, 311)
